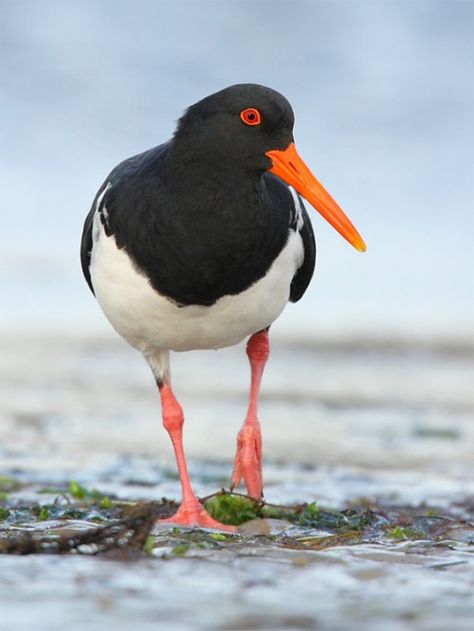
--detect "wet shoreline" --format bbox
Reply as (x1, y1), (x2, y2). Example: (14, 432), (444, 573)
(1, 332), (473, 630)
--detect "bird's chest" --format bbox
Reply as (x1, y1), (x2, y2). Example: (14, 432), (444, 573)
(90, 211), (303, 354)
(108, 177), (291, 307)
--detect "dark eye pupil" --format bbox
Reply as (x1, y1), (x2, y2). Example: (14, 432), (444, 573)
(240, 108), (260, 125)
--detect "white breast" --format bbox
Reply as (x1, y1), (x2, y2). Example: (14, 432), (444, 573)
(90, 207), (304, 355)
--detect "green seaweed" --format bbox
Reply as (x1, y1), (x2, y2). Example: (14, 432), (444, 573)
(204, 492), (309, 525)
(68, 481), (113, 507)
(1, 482), (471, 558)
(259, 504), (297, 521)
(37, 507), (50, 521)
(297, 502), (320, 526)
(204, 494), (260, 525)
(171, 543), (190, 556)
(143, 535), (156, 555)
(69, 480), (87, 500)
(386, 526), (425, 541)
(209, 532), (233, 542)
(99, 496), (112, 509)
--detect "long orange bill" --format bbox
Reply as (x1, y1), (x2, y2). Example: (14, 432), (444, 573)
(266, 143), (366, 252)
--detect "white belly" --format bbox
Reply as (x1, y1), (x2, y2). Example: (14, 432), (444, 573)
(90, 212), (304, 355)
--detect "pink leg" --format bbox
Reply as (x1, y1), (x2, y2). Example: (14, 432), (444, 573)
(231, 329), (269, 499)
(158, 383), (235, 531)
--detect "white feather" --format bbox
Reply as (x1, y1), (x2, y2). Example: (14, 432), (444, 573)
(90, 208), (304, 355)
(289, 186), (304, 230)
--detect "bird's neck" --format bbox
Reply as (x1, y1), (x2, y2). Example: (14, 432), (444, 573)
(167, 144), (265, 198)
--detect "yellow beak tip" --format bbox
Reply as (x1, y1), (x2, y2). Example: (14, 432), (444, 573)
(355, 240), (367, 253)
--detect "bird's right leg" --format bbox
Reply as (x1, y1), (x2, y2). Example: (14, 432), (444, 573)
(146, 351), (235, 531)
(231, 328), (269, 499)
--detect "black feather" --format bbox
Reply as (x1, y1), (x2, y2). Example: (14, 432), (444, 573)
(80, 84), (316, 307)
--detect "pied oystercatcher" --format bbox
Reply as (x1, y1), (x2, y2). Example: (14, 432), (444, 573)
(81, 84), (366, 530)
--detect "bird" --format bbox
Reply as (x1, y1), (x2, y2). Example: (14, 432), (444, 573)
(81, 84), (366, 531)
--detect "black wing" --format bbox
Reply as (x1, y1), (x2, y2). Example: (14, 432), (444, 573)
(80, 143), (169, 296)
(80, 146), (314, 306)
(289, 194), (316, 303)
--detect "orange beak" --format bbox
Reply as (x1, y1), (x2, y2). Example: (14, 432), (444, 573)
(266, 143), (366, 252)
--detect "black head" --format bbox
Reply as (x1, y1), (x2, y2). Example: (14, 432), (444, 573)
(171, 83), (367, 252)
(172, 84), (295, 174)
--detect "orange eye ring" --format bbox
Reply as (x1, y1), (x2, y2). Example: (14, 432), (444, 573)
(240, 108), (261, 126)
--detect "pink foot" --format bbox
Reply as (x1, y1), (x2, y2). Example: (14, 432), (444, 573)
(231, 423), (263, 499)
(158, 497), (236, 532)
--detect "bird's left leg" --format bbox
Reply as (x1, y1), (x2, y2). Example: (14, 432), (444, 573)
(231, 328), (269, 499)
(147, 351), (235, 531)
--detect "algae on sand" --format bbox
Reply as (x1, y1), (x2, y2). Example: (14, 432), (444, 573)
(1, 482), (473, 556)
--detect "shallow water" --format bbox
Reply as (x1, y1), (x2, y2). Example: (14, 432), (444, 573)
(1, 334), (473, 630)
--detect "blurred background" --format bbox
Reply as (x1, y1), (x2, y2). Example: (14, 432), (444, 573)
(2, 0), (472, 339)
(1, 0), (473, 492)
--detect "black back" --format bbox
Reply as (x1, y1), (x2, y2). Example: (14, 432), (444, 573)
(81, 84), (316, 307)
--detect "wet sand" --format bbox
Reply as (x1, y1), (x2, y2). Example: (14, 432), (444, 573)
(1, 333), (473, 630)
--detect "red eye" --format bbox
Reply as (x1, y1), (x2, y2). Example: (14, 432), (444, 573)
(240, 108), (261, 126)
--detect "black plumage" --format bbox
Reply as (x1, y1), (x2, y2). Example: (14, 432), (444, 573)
(81, 84), (316, 308)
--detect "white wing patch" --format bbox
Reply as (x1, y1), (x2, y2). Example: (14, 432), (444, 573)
(92, 182), (112, 241)
(289, 186), (304, 231)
